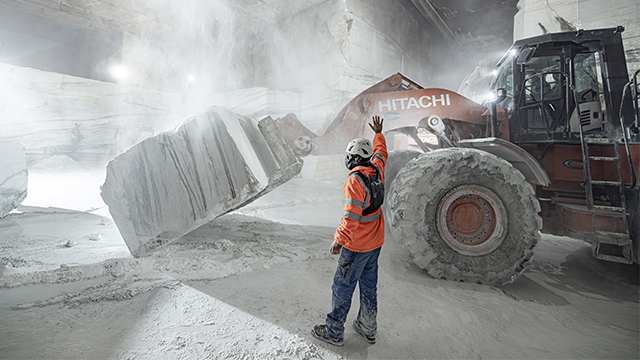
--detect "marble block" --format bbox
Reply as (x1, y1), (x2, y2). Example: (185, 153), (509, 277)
(100, 106), (302, 256)
(0, 143), (28, 218)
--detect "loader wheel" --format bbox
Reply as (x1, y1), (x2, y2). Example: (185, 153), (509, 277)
(384, 150), (421, 195)
(387, 148), (541, 285)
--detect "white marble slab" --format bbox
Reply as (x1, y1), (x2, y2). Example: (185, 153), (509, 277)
(100, 106), (302, 256)
(0, 143), (28, 218)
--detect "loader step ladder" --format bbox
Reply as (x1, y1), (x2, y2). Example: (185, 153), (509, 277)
(579, 135), (633, 264)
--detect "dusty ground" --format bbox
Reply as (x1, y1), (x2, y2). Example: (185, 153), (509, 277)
(0, 161), (638, 359)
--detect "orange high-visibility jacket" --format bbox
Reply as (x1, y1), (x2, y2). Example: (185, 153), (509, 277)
(334, 133), (388, 252)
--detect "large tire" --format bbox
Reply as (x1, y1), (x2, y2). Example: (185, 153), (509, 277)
(384, 150), (421, 195)
(387, 148), (542, 285)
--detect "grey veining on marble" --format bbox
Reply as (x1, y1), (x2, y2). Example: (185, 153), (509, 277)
(0, 143), (28, 218)
(100, 106), (302, 256)
(0, 64), (305, 165)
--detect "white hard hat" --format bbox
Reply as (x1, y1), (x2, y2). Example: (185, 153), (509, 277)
(346, 138), (373, 158)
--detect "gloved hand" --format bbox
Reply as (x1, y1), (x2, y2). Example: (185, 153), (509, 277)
(369, 115), (383, 134)
(330, 240), (342, 255)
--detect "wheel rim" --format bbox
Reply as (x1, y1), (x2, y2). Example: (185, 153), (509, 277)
(436, 185), (507, 256)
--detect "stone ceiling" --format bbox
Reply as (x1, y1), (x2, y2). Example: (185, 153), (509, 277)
(0, 0), (170, 35)
(0, 0), (331, 36)
(0, 0), (518, 44)
(412, 0), (519, 52)
(0, 0), (519, 85)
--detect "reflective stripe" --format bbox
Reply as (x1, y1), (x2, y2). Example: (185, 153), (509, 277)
(372, 154), (385, 168)
(372, 153), (385, 164)
(343, 198), (364, 208)
(342, 211), (361, 222)
(341, 209), (382, 223)
(370, 163), (383, 179)
(349, 173), (370, 208)
(360, 211), (382, 223)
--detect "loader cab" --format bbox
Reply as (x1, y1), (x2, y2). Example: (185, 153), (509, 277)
(488, 27), (633, 144)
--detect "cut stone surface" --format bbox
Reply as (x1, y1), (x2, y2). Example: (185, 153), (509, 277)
(514, 0), (639, 74)
(0, 143), (28, 218)
(100, 106), (302, 256)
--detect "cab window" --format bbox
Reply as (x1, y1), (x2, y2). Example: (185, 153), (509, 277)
(523, 54), (562, 105)
(574, 52), (599, 103)
(488, 54), (514, 113)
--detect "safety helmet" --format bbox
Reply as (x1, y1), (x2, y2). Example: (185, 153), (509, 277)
(345, 138), (373, 158)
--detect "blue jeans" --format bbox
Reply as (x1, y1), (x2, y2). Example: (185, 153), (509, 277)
(325, 246), (381, 339)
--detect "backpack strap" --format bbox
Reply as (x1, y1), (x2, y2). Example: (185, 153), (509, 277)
(349, 171), (371, 212)
(370, 163), (382, 180)
(351, 168), (384, 216)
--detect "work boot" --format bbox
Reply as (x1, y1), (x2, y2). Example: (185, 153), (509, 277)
(353, 320), (376, 344)
(311, 324), (344, 346)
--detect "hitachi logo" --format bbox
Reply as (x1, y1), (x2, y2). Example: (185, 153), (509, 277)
(378, 94), (451, 112)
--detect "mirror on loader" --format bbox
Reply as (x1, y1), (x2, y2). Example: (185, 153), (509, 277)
(516, 46), (536, 65)
(486, 88), (508, 137)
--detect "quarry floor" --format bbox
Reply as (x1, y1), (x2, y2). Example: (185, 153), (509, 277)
(0, 162), (638, 359)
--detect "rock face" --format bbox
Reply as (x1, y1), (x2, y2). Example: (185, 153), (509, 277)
(0, 63), (183, 165)
(0, 63), (306, 167)
(101, 106), (303, 256)
(513, 0), (639, 74)
(0, 143), (28, 218)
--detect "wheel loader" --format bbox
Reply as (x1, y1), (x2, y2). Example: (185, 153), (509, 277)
(274, 27), (640, 285)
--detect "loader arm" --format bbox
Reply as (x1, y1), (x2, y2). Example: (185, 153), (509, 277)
(275, 73), (490, 156)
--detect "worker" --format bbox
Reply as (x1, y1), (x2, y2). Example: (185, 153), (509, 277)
(524, 70), (541, 103)
(311, 115), (387, 346)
